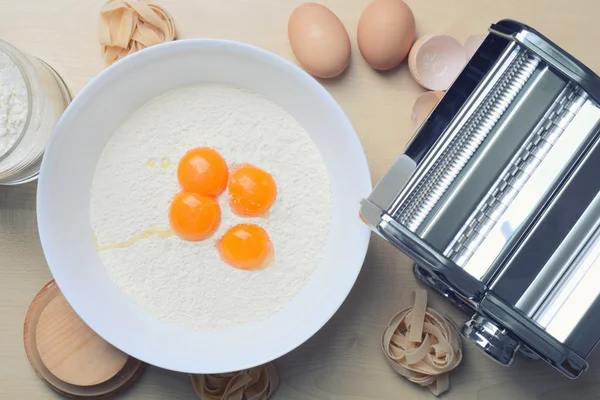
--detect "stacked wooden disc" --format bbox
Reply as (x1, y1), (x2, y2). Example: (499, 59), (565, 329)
(23, 280), (145, 398)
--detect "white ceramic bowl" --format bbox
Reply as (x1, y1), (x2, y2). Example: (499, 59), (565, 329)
(37, 39), (371, 373)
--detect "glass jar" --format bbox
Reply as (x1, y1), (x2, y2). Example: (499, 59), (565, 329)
(0, 40), (71, 184)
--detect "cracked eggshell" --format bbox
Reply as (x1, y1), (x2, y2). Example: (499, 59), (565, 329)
(464, 34), (488, 60)
(411, 91), (444, 131)
(408, 35), (467, 91)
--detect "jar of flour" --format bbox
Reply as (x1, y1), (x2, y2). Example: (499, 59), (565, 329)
(0, 40), (70, 184)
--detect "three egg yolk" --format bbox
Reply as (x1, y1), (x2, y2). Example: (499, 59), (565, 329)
(177, 147), (229, 196)
(168, 147), (276, 270)
(169, 192), (221, 241)
(228, 164), (277, 217)
(217, 224), (273, 270)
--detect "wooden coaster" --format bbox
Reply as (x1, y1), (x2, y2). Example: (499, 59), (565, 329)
(24, 281), (145, 399)
(36, 293), (129, 386)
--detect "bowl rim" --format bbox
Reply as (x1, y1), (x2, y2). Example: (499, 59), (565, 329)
(37, 38), (372, 372)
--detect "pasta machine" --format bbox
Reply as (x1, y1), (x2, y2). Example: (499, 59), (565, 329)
(360, 19), (600, 378)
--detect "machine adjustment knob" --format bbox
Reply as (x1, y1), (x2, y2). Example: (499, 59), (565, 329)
(462, 314), (520, 366)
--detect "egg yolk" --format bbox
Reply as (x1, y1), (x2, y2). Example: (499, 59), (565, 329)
(169, 191), (221, 241)
(228, 164), (277, 217)
(177, 147), (228, 196)
(217, 224), (273, 270)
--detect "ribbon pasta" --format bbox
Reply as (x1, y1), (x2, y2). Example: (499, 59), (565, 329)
(382, 289), (463, 396)
(190, 363), (279, 400)
(99, 0), (176, 65)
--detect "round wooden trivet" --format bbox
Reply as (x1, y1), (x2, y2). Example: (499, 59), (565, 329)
(36, 293), (129, 386)
(24, 280), (145, 399)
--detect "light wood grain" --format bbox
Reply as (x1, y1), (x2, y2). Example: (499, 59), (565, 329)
(36, 295), (128, 387)
(1, 0), (600, 399)
(23, 281), (144, 399)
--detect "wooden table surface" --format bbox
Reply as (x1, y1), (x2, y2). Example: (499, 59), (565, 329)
(2, 0), (600, 399)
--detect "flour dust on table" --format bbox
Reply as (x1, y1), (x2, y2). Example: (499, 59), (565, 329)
(90, 83), (332, 330)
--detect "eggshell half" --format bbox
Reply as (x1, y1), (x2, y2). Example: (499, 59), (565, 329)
(288, 3), (351, 79)
(412, 91), (444, 131)
(464, 34), (488, 60)
(408, 35), (467, 91)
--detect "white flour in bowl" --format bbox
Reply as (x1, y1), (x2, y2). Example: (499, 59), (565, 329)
(90, 83), (332, 330)
(0, 50), (28, 158)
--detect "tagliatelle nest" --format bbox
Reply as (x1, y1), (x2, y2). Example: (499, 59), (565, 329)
(382, 289), (463, 396)
(190, 363), (279, 400)
(98, 0), (176, 65)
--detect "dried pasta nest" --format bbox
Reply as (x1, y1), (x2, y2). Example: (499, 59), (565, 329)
(190, 363), (279, 400)
(99, 0), (176, 65)
(382, 289), (463, 396)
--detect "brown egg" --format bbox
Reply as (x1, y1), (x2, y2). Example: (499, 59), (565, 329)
(288, 3), (351, 79)
(357, 0), (416, 71)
